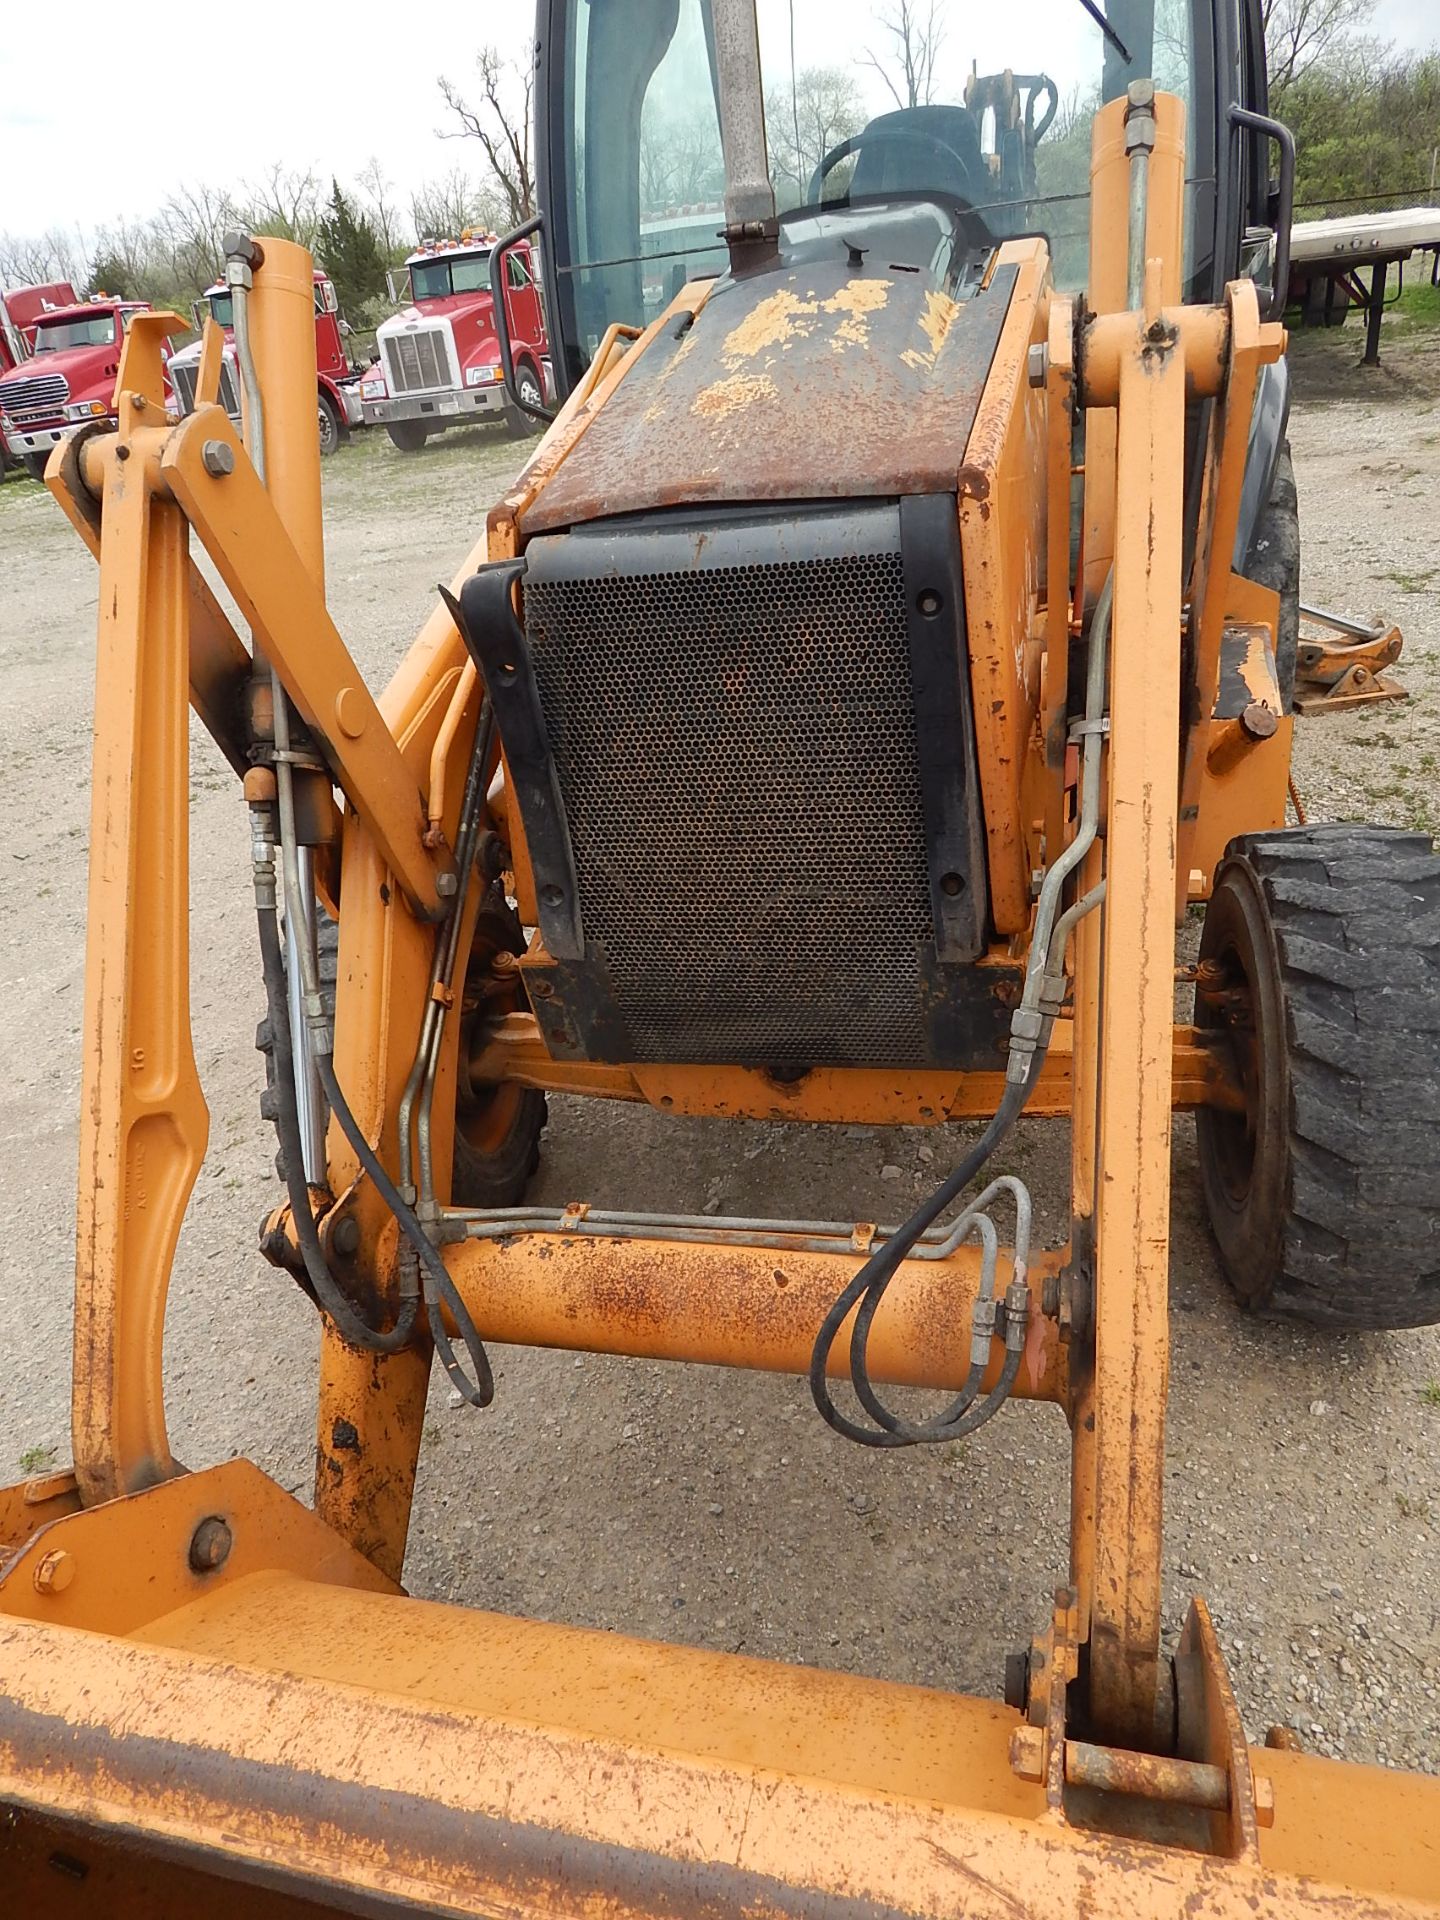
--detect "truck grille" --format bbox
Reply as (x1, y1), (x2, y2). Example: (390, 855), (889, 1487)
(170, 359), (240, 419)
(0, 370), (68, 423)
(523, 505), (937, 1067)
(382, 328), (452, 394)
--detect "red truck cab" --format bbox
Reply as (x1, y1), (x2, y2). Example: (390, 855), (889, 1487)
(0, 294), (163, 479)
(362, 232), (551, 450)
(168, 268), (364, 455)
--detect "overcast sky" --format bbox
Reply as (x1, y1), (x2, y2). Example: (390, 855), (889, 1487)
(1, 0), (1434, 242)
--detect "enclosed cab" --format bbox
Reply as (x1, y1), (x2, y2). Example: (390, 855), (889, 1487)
(168, 268), (364, 455)
(362, 232), (551, 449)
(0, 294), (164, 479)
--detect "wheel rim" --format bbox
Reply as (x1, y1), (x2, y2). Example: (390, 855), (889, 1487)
(1195, 868), (1285, 1215)
(518, 372), (542, 411)
(318, 403), (337, 454)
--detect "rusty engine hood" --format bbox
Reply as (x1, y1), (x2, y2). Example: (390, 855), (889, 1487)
(522, 223), (1014, 535)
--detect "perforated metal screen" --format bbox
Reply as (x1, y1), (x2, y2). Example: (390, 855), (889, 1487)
(523, 505), (938, 1067)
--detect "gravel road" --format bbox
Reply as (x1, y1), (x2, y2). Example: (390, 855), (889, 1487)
(0, 311), (1435, 1774)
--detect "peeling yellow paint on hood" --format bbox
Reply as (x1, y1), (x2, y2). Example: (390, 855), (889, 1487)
(692, 371), (779, 419)
(719, 278), (894, 365)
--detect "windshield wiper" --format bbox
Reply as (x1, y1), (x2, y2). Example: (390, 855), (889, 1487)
(1074, 0), (1132, 65)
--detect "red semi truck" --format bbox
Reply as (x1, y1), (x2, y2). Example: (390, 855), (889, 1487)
(168, 266), (364, 454)
(0, 292), (167, 481)
(361, 232), (551, 450)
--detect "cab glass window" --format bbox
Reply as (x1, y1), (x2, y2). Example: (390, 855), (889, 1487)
(556, 0), (1202, 364)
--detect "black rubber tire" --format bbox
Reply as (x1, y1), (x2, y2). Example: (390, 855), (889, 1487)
(259, 898), (544, 1205)
(504, 362), (545, 439)
(316, 390), (343, 456)
(386, 420), (429, 453)
(452, 895), (547, 1206)
(1239, 441), (1300, 709)
(1196, 825), (1440, 1328)
(20, 452), (48, 484)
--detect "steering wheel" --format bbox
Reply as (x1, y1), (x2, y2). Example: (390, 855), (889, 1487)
(806, 126), (982, 208)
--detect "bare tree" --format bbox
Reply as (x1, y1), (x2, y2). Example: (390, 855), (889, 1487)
(236, 166), (323, 248)
(356, 158), (404, 258)
(765, 68), (866, 205)
(157, 182), (242, 296)
(437, 47), (535, 228)
(1262, 0), (1375, 94)
(863, 1), (945, 111)
(640, 109), (725, 211)
(0, 227), (86, 290)
(409, 168), (508, 246)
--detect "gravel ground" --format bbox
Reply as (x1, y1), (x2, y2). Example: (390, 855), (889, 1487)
(0, 311), (1436, 1775)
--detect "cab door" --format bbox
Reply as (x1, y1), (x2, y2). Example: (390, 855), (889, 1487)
(503, 246), (546, 353)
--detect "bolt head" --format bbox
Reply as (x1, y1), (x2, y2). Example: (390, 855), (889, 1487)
(331, 1216), (361, 1257)
(1027, 342), (1048, 388)
(33, 1548), (75, 1596)
(436, 871), (459, 898)
(188, 1515), (233, 1574)
(202, 439), (236, 477)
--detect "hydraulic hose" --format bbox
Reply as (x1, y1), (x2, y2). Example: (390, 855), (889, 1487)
(809, 576), (1113, 1448)
(314, 1051), (495, 1408)
(255, 885), (419, 1353)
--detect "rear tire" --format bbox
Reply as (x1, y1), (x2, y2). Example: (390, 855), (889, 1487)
(317, 390), (343, 456)
(1196, 825), (1440, 1328)
(20, 452), (47, 483)
(387, 420), (429, 453)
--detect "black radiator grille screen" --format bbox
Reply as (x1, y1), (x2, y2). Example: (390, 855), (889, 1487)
(524, 516), (938, 1066)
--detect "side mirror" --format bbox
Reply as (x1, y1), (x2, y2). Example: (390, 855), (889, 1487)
(490, 216), (557, 427)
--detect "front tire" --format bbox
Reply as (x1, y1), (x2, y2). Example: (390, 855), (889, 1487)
(386, 420), (429, 453)
(1196, 826), (1440, 1328)
(505, 363), (545, 439)
(20, 452), (47, 483)
(452, 894), (546, 1206)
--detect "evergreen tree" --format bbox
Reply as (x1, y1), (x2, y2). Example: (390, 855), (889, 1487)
(315, 181), (389, 316)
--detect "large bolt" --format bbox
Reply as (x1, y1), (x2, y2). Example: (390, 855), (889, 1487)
(188, 1516), (233, 1574)
(1027, 342), (1049, 389)
(436, 871), (459, 898)
(33, 1548), (75, 1596)
(222, 230), (264, 269)
(331, 1216), (361, 1257)
(202, 440), (235, 477)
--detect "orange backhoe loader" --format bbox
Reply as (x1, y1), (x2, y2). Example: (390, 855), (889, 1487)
(2, 0), (1437, 1912)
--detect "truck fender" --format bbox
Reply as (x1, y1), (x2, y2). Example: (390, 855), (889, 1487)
(318, 373), (359, 436)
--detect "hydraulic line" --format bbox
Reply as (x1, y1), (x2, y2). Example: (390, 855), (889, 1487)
(231, 232), (494, 1399)
(253, 829), (418, 1352)
(809, 577), (1112, 1447)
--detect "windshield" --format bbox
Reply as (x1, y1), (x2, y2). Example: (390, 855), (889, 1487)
(409, 253), (493, 301)
(555, 0), (1204, 367)
(34, 313), (117, 353)
(209, 291), (234, 328)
